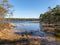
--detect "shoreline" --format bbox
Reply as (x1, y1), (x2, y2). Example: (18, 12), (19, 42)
(0, 22), (59, 45)
(41, 23), (60, 41)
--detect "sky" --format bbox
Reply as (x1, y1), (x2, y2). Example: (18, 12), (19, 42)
(9, 0), (60, 18)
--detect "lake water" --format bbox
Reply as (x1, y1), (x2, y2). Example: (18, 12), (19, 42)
(9, 20), (60, 45)
(10, 20), (47, 36)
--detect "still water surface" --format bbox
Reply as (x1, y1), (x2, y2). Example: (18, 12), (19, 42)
(10, 21), (46, 36)
(10, 21), (60, 45)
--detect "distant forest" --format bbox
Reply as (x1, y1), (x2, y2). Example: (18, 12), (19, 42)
(5, 18), (39, 21)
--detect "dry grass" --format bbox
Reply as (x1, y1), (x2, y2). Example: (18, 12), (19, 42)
(0, 22), (15, 30)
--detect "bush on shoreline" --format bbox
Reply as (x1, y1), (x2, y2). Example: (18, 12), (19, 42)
(39, 5), (60, 37)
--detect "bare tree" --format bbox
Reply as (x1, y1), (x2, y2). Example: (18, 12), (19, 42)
(0, 0), (13, 22)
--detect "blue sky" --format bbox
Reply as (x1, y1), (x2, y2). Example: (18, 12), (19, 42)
(9, 0), (60, 18)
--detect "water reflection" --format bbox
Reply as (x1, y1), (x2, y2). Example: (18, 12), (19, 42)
(10, 21), (60, 45)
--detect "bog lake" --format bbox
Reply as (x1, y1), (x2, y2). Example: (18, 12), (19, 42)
(9, 20), (47, 37)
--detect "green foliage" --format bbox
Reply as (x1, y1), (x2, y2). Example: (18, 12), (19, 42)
(39, 5), (60, 37)
(39, 5), (60, 24)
